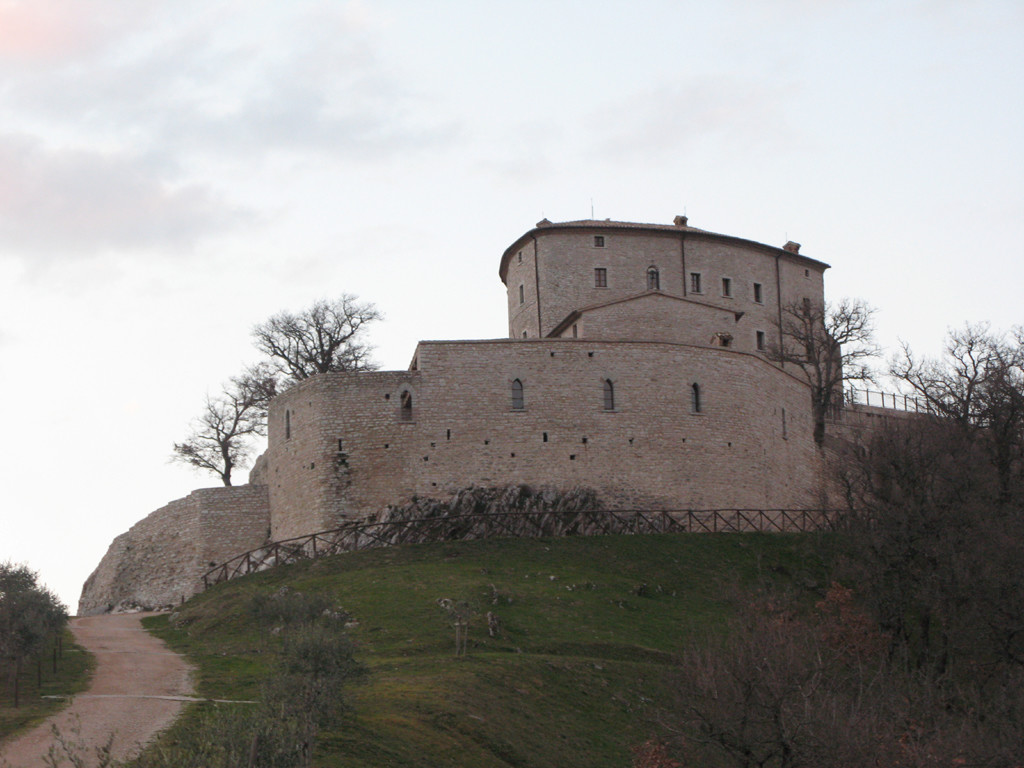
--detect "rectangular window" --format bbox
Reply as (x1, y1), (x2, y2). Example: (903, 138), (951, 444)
(753, 282), (763, 303)
(594, 268), (607, 288)
(594, 235), (605, 247)
(722, 277), (732, 297)
(690, 272), (702, 293)
(756, 330), (766, 350)
(519, 284), (524, 304)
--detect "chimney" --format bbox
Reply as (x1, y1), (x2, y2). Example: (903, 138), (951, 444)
(783, 241), (801, 253)
(536, 218), (552, 228)
(673, 215), (688, 227)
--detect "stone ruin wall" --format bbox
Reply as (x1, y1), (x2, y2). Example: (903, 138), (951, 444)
(263, 338), (826, 541)
(78, 485), (269, 616)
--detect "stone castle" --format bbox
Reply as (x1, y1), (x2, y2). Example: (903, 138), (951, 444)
(79, 215), (838, 615)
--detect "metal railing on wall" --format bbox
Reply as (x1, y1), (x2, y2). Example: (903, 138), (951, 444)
(844, 388), (933, 413)
(201, 508), (840, 590)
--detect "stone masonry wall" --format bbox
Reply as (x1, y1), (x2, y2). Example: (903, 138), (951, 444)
(556, 292), (763, 352)
(505, 226), (827, 342)
(264, 339), (823, 540)
(78, 485), (269, 615)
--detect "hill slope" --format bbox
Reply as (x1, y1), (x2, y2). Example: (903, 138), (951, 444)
(142, 533), (829, 767)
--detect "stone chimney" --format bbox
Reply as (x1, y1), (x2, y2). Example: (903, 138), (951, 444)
(673, 215), (688, 227)
(783, 241), (801, 253)
(536, 218), (552, 228)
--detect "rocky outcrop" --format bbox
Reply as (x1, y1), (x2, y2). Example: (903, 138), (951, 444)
(78, 485), (270, 615)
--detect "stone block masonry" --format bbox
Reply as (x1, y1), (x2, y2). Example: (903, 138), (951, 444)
(78, 485), (269, 615)
(264, 338), (823, 540)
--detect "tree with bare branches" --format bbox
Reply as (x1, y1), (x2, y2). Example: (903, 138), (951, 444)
(890, 323), (1024, 500)
(768, 298), (878, 446)
(171, 363), (277, 486)
(252, 295), (381, 384)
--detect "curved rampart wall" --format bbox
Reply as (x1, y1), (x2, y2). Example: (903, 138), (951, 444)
(264, 339), (823, 541)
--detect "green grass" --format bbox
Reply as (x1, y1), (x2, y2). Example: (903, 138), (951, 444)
(141, 533), (831, 767)
(0, 629), (95, 744)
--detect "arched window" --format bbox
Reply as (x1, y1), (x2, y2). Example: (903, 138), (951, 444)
(691, 383), (702, 414)
(603, 379), (615, 411)
(511, 379), (524, 410)
(400, 391), (413, 421)
(647, 266), (660, 290)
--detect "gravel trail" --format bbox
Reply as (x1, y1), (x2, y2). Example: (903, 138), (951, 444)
(0, 613), (193, 766)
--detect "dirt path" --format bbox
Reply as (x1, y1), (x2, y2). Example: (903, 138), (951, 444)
(0, 613), (194, 767)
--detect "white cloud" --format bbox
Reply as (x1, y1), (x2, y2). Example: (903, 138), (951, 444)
(0, 133), (250, 259)
(1, 2), (458, 164)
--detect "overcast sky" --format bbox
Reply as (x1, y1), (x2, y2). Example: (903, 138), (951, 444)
(1, 0), (1022, 609)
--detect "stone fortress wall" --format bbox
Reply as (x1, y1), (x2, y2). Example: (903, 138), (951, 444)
(79, 486), (269, 615)
(79, 215), (843, 615)
(264, 339), (822, 541)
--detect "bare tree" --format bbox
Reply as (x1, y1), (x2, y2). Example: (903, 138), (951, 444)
(252, 295), (381, 383)
(768, 298), (878, 446)
(171, 364), (277, 486)
(890, 323), (1024, 500)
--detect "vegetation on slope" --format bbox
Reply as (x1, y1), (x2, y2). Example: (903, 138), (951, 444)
(0, 628), (94, 744)
(139, 533), (828, 767)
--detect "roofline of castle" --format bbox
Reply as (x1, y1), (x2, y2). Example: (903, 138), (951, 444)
(545, 289), (745, 338)
(498, 218), (831, 284)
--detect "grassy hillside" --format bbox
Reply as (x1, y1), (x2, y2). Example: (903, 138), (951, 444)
(142, 533), (830, 767)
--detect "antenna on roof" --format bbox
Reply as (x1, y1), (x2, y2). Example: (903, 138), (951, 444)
(590, 198), (594, 219)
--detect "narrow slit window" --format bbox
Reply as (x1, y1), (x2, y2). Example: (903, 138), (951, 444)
(691, 383), (702, 414)
(511, 379), (524, 410)
(519, 284), (524, 305)
(285, 409), (291, 439)
(400, 391), (413, 421)
(603, 379), (615, 411)
(722, 277), (732, 297)
(647, 267), (660, 291)
(782, 408), (788, 438)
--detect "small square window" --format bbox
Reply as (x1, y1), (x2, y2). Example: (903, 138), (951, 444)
(594, 268), (607, 288)
(690, 272), (702, 293)
(722, 277), (732, 297)
(594, 235), (605, 247)
(753, 282), (763, 303)
(756, 330), (766, 350)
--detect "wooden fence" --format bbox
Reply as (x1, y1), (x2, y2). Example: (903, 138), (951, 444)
(202, 508), (840, 590)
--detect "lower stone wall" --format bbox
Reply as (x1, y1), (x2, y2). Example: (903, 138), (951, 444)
(264, 340), (824, 540)
(78, 485), (270, 616)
